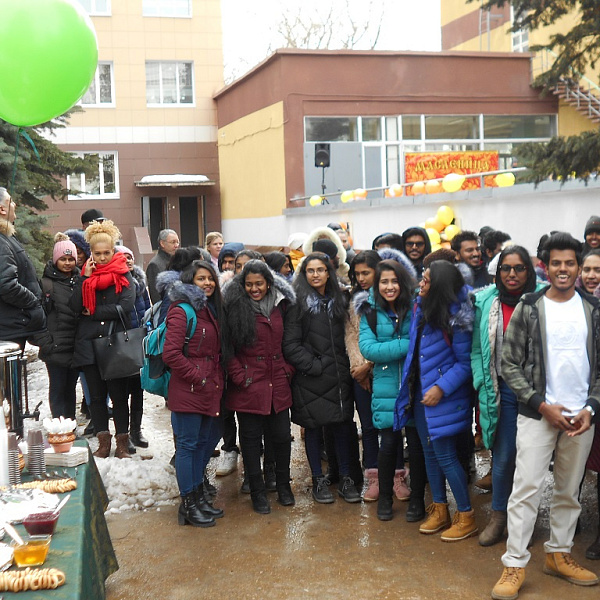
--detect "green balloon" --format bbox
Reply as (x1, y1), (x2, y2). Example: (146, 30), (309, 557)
(0, 0), (98, 127)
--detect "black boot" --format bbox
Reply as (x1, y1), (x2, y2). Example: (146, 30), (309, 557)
(405, 495), (426, 522)
(178, 494), (215, 528)
(338, 476), (361, 503)
(203, 472), (217, 497)
(195, 486), (224, 518)
(377, 494), (394, 521)
(250, 474), (270, 514)
(130, 410), (149, 448)
(264, 462), (277, 492)
(312, 475), (334, 504)
(127, 436), (137, 455)
(276, 483), (295, 506)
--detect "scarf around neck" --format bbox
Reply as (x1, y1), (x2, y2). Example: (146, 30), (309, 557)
(250, 286), (277, 319)
(82, 252), (130, 315)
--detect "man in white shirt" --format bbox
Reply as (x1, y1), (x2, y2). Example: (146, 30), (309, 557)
(492, 232), (600, 600)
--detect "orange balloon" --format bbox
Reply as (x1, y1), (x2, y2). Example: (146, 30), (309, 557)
(412, 182), (425, 195)
(425, 180), (442, 194)
(425, 216), (444, 232)
(441, 241), (452, 249)
(389, 183), (403, 197)
(354, 188), (368, 199)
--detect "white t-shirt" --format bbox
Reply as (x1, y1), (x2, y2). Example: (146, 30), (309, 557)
(544, 294), (590, 416)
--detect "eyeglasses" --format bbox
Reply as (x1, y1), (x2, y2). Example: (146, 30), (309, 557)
(500, 264), (527, 273)
(306, 268), (327, 275)
(406, 241), (425, 248)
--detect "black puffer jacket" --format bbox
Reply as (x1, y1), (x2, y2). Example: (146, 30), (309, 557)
(69, 271), (136, 368)
(0, 221), (46, 341)
(38, 261), (80, 368)
(282, 293), (353, 428)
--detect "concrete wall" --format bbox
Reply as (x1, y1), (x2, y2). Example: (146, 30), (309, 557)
(222, 179), (600, 255)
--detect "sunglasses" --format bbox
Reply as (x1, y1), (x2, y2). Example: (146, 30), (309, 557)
(500, 264), (527, 273)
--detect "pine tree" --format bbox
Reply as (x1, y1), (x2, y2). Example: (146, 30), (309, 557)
(476, 0), (600, 181)
(0, 115), (96, 275)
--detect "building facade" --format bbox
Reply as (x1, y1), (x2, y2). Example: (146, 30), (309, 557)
(45, 0), (223, 260)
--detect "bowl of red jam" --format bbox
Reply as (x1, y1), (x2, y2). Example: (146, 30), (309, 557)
(22, 511), (59, 536)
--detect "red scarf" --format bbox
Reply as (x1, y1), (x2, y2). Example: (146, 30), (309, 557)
(82, 252), (130, 315)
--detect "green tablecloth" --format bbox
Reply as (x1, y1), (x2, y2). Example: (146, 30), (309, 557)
(4, 441), (118, 599)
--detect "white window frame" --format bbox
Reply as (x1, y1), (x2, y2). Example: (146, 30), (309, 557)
(146, 61), (195, 107)
(142, 0), (192, 18)
(510, 6), (529, 53)
(80, 62), (115, 107)
(77, 0), (111, 16)
(67, 152), (119, 200)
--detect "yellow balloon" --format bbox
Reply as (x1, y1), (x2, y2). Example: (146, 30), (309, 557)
(354, 188), (368, 199)
(431, 244), (442, 252)
(426, 227), (441, 246)
(425, 216), (444, 232)
(389, 183), (403, 197)
(495, 173), (515, 187)
(412, 181), (425, 195)
(425, 180), (442, 194)
(444, 224), (460, 241)
(437, 205), (454, 226)
(309, 195), (322, 207)
(442, 173), (465, 193)
(340, 190), (354, 203)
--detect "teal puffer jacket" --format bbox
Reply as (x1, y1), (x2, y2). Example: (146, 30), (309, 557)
(356, 291), (411, 430)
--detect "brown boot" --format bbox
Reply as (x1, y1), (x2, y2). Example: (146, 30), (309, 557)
(93, 431), (111, 458)
(114, 433), (132, 459)
(543, 552), (599, 586)
(475, 468), (493, 491)
(441, 509), (478, 542)
(479, 510), (507, 547)
(491, 567), (525, 600)
(419, 502), (450, 534)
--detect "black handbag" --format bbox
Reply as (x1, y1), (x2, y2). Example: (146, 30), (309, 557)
(92, 305), (147, 380)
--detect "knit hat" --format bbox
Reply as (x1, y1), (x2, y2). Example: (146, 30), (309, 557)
(287, 232), (307, 251)
(115, 245), (134, 260)
(312, 238), (338, 259)
(64, 228), (90, 259)
(53, 237), (77, 265)
(585, 215), (600, 237)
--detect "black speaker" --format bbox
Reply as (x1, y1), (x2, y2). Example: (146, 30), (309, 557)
(315, 143), (330, 168)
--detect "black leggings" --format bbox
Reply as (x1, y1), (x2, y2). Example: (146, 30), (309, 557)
(83, 364), (130, 434)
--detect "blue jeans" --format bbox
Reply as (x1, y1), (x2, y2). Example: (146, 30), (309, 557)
(171, 411), (217, 496)
(353, 381), (379, 469)
(46, 364), (79, 419)
(414, 399), (471, 512)
(492, 379), (518, 511)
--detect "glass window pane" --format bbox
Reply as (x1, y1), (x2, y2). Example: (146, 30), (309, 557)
(425, 116), (479, 139)
(146, 62), (160, 103)
(385, 117), (398, 141)
(95, 0), (109, 12)
(484, 143), (521, 169)
(178, 63), (193, 103)
(161, 63), (177, 104)
(386, 145), (400, 185)
(402, 116), (421, 140)
(305, 117), (357, 142)
(77, 0), (92, 11)
(81, 76), (97, 104)
(85, 154), (100, 195)
(484, 115), (556, 139)
(68, 173), (83, 194)
(99, 64), (112, 103)
(102, 154), (116, 194)
(174, 0), (191, 16)
(362, 117), (381, 141)
(424, 143), (480, 152)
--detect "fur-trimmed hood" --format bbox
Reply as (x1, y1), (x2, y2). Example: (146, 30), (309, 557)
(456, 262), (474, 288)
(449, 285), (474, 332)
(131, 265), (148, 295)
(0, 218), (15, 237)
(302, 226), (349, 278)
(377, 247), (417, 280)
(352, 290), (371, 317)
(168, 280), (208, 311)
(156, 270), (181, 298)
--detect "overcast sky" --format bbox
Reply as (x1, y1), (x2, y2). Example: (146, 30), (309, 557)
(221, 0), (442, 81)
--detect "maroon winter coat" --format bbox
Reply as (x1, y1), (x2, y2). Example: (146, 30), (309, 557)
(162, 281), (223, 416)
(225, 307), (294, 415)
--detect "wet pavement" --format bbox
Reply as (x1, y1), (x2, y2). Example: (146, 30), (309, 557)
(105, 423), (600, 600)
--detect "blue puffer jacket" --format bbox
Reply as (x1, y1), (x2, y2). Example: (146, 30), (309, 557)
(355, 290), (411, 430)
(394, 285), (474, 440)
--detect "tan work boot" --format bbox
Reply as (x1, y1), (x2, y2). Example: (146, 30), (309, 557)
(93, 431), (111, 458)
(543, 552), (599, 586)
(441, 508), (478, 542)
(479, 510), (507, 547)
(419, 502), (450, 534)
(491, 567), (525, 600)
(114, 433), (132, 459)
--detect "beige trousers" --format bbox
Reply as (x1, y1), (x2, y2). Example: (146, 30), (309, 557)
(502, 414), (595, 568)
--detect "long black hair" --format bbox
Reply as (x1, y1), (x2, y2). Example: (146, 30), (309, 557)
(264, 251), (293, 276)
(349, 250), (381, 296)
(167, 247), (203, 271)
(373, 259), (416, 326)
(294, 252), (347, 320)
(495, 245), (536, 306)
(180, 259), (224, 328)
(421, 260), (464, 332)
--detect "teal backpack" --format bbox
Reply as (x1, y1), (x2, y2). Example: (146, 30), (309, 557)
(140, 303), (196, 398)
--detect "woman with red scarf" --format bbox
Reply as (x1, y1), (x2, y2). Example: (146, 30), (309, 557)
(70, 220), (136, 459)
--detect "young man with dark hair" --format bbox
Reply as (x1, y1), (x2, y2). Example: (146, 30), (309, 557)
(482, 230), (511, 263)
(402, 226), (431, 279)
(492, 232), (599, 599)
(451, 230), (491, 289)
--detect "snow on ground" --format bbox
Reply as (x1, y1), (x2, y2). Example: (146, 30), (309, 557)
(24, 349), (180, 514)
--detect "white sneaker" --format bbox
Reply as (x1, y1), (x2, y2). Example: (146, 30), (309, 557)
(215, 450), (238, 476)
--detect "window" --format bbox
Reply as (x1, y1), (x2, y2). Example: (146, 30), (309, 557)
(76, 0), (111, 15)
(484, 115), (556, 139)
(424, 116), (479, 139)
(143, 0), (192, 17)
(81, 63), (114, 106)
(510, 6), (529, 53)
(146, 61), (194, 105)
(305, 117), (358, 142)
(362, 117), (382, 141)
(401, 116), (421, 140)
(68, 152), (118, 199)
